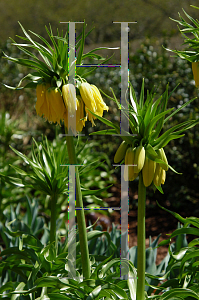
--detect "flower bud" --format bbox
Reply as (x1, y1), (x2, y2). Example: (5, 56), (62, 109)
(157, 148), (168, 171)
(124, 147), (138, 181)
(161, 169), (166, 185)
(142, 156), (156, 187)
(114, 141), (128, 163)
(134, 146), (145, 173)
(153, 163), (162, 186)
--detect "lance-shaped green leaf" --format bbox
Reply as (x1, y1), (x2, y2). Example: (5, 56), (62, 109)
(11, 40), (53, 70)
(88, 108), (134, 144)
(3, 53), (53, 76)
(164, 97), (197, 124)
(129, 82), (139, 114)
(159, 288), (199, 299)
(109, 92), (138, 134)
(180, 249), (199, 275)
(87, 108), (119, 131)
(89, 128), (118, 135)
(152, 120), (197, 148)
(9, 165), (28, 177)
(153, 119), (199, 150)
(167, 6), (199, 62)
(144, 108), (174, 139)
(79, 159), (107, 176)
(153, 133), (185, 150)
(129, 109), (139, 130)
(139, 78), (145, 110)
(79, 53), (116, 78)
(149, 85), (178, 142)
(143, 93), (161, 128)
(0, 173), (25, 187)
(145, 144), (158, 157)
(29, 29), (54, 54)
(81, 185), (112, 196)
(182, 8), (199, 28)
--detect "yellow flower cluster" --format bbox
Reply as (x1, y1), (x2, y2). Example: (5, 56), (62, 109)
(114, 141), (168, 187)
(35, 82), (109, 132)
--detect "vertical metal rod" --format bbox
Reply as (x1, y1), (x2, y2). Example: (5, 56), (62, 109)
(68, 165), (77, 278)
(68, 22), (76, 136)
(121, 164), (129, 279)
(120, 22), (129, 135)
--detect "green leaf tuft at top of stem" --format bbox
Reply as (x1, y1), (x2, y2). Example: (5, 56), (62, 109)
(90, 79), (199, 191)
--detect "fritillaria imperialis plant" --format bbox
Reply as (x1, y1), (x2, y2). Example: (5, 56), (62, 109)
(165, 5), (199, 87)
(3, 22), (109, 133)
(91, 80), (199, 299)
(3, 22), (111, 282)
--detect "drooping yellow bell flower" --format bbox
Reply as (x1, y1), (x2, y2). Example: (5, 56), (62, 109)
(45, 87), (65, 125)
(91, 84), (109, 114)
(80, 82), (108, 126)
(35, 82), (51, 117)
(79, 82), (97, 113)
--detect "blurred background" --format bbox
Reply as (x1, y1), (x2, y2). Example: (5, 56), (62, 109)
(0, 0), (199, 246)
(0, 0), (198, 43)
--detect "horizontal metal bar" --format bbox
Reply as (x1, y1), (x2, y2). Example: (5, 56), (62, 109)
(60, 21), (84, 23)
(76, 64), (121, 67)
(75, 207), (121, 210)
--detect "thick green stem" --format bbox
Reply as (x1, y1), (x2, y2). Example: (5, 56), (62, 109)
(136, 173), (146, 300)
(40, 287), (48, 298)
(65, 131), (90, 280)
(50, 193), (57, 244)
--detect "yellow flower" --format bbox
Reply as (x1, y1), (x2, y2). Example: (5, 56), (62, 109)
(76, 96), (87, 132)
(79, 82), (97, 113)
(85, 106), (96, 126)
(36, 80), (108, 131)
(90, 84), (109, 115)
(64, 96), (87, 133)
(80, 82), (108, 126)
(45, 87), (65, 125)
(62, 84), (77, 116)
(192, 62), (199, 87)
(35, 82), (51, 117)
